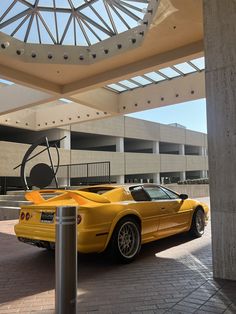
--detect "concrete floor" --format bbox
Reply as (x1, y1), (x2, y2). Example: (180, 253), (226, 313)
(0, 197), (235, 314)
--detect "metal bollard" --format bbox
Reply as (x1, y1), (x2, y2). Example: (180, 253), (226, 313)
(55, 206), (77, 314)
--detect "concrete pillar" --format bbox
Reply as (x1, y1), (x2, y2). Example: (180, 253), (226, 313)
(200, 170), (208, 178)
(199, 146), (206, 156)
(179, 171), (186, 182)
(59, 129), (71, 187)
(116, 137), (124, 153)
(153, 141), (159, 154)
(116, 175), (125, 184)
(153, 173), (160, 185)
(203, 0), (236, 280)
(179, 144), (185, 155)
(60, 130), (71, 150)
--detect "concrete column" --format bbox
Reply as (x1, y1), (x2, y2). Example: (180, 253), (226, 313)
(199, 146), (205, 156)
(203, 0), (236, 280)
(116, 175), (125, 184)
(179, 144), (185, 155)
(153, 173), (160, 185)
(58, 129), (71, 187)
(153, 141), (159, 154)
(179, 171), (186, 182)
(60, 130), (71, 150)
(116, 137), (124, 153)
(200, 170), (208, 178)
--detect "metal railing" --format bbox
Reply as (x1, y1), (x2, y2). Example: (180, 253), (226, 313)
(56, 161), (111, 186)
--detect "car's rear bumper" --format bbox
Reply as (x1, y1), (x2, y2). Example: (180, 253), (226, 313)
(14, 222), (109, 253)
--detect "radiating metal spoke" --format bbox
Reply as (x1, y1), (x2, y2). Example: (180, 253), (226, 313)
(37, 12), (57, 44)
(53, 0), (59, 44)
(60, 13), (73, 44)
(0, 0), (18, 23)
(0, 8), (32, 29)
(24, 0), (39, 43)
(113, 0), (141, 22)
(11, 13), (30, 36)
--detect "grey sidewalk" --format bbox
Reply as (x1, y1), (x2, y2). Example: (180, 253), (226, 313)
(0, 197), (235, 313)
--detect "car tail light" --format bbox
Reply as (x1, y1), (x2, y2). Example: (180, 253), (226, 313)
(26, 213), (30, 221)
(77, 214), (82, 224)
(20, 212), (25, 220)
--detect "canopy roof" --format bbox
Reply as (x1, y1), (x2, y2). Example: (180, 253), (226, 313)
(0, 0), (205, 131)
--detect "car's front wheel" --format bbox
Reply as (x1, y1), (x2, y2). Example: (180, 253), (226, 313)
(109, 217), (141, 263)
(190, 208), (205, 237)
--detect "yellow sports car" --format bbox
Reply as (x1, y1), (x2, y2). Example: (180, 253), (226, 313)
(15, 184), (209, 262)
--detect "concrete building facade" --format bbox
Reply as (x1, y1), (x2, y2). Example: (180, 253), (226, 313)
(0, 116), (208, 186)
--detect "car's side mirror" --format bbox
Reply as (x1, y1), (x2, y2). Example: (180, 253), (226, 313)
(179, 194), (188, 200)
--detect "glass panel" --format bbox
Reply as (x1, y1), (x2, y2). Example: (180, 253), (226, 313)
(174, 62), (196, 74)
(145, 72), (166, 82)
(144, 187), (170, 200)
(190, 57), (205, 70)
(106, 84), (127, 92)
(0, 78), (14, 85)
(161, 187), (179, 199)
(131, 76), (152, 86)
(159, 67), (180, 78)
(119, 80), (139, 89)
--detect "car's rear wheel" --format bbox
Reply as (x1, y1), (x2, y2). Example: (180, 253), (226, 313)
(109, 217), (141, 263)
(190, 208), (205, 237)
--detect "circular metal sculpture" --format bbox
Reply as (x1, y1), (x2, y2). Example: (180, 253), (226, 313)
(29, 163), (55, 189)
(14, 135), (65, 190)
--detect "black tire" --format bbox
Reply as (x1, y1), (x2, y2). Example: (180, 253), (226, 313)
(108, 217), (141, 263)
(190, 208), (205, 238)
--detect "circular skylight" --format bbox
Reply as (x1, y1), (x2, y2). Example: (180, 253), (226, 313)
(0, 0), (149, 46)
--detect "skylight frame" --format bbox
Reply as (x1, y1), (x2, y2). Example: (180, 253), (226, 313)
(0, 0), (150, 46)
(105, 57), (205, 93)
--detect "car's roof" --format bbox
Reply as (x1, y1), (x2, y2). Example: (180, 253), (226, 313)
(79, 183), (162, 192)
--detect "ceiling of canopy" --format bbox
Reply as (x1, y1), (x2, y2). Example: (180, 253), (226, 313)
(0, 0), (204, 93)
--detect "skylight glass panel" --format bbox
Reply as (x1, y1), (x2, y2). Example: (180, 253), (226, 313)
(0, 78), (14, 85)
(174, 62), (196, 74)
(144, 72), (166, 82)
(119, 80), (139, 89)
(131, 76), (152, 86)
(190, 57), (205, 70)
(106, 84), (127, 92)
(159, 67), (180, 78)
(59, 98), (73, 103)
(0, 0), (149, 46)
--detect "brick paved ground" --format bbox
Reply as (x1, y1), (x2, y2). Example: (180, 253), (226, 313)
(0, 197), (235, 314)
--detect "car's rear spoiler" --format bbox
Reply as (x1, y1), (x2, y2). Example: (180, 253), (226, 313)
(25, 189), (111, 205)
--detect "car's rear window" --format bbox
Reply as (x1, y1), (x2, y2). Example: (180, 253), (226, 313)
(79, 187), (115, 195)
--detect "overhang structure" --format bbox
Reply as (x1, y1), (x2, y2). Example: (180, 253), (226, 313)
(0, 0), (204, 130)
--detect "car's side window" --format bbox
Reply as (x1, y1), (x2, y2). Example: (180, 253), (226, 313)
(144, 187), (170, 200)
(130, 187), (151, 201)
(161, 187), (179, 199)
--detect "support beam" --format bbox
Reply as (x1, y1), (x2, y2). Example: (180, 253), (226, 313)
(203, 0), (236, 280)
(62, 41), (204, 95)
(0, 64), (61, 94)
(0, 84), (55, 115)
(69, 88), (119, 114)
(35, 101), (111, 130)
(119, 71), (205, 114)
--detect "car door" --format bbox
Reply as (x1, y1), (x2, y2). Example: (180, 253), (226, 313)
(143, 186), (188, 238)
(129, 186), (161, 242)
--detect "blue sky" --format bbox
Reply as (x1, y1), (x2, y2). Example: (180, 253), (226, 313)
(128, 98), (207, 134)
